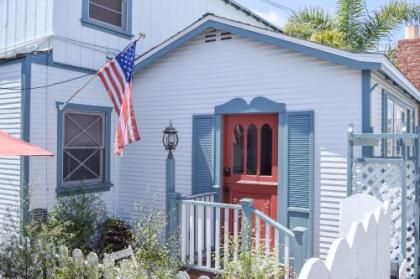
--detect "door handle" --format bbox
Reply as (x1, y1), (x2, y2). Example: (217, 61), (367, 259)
(223, 167), (231, 177)
(223, 185), (230, 193)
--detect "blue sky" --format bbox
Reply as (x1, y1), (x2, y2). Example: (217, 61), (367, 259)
(235, 0), (417, 46)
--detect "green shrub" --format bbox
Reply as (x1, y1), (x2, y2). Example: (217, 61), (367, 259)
(34, 192), (107, 252)
(219, 246), (293, 279)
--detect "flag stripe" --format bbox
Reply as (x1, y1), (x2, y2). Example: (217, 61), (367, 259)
(103, 66), (123, 104)
(98, 72), (120, 115)
(111, 63), (126, 97)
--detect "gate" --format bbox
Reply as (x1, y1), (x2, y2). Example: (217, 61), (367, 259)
(347, 125), (419, 277)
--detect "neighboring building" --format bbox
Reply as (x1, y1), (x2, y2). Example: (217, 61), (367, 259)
(0, 1), (419, 260)
(398, 25), (420, 90)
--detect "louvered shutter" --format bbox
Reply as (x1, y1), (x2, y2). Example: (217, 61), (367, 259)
(192, 115), (215, 194)
(287, 112), (314, 255)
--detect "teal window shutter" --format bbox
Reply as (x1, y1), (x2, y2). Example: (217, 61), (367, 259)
(192, 115), (215, 194)
(287, 111), (314, 255)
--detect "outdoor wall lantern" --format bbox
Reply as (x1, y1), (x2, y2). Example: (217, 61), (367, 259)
(163, 121), (178, 159)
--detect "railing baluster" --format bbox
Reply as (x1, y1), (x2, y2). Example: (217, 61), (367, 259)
(215, 207), (221, 270)
(274, 230), (279, 264)
(197, 205), (204, 266)
(284, 236), (290, 279)
(189, 204), (195, 265)
(265, 222), (270, 257)
(255, 217), (260, 253)
(181, 203), (187, 262)
(233, 208), (239, 262)
(224, 208), (229, 269)
(205, 206), (211, 268)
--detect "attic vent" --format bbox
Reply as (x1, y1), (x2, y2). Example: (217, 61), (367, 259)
(204, 30), (233, 43)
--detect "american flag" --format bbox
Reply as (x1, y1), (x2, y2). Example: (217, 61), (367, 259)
(98, 41), (140, 156)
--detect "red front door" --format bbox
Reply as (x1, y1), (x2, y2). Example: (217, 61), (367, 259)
(223, 114), (278, 221)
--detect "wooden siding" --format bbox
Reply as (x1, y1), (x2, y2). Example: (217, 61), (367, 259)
(28, 64), (118, 212)
(0, 62), (22, 233)
(128, 33), (362, 258)
(51, 0), (271, 69)
(0, 0), (53, 58)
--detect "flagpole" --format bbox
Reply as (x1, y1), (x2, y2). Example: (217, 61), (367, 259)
(59, 33), (146, 111)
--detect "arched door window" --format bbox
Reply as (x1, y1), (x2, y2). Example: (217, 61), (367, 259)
(260, 124), (272, 176)
(247, 125), (257, 175)
(232, 125), (244, 174)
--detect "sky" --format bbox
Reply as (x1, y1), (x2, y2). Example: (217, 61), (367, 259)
(234, 0), (419, 48)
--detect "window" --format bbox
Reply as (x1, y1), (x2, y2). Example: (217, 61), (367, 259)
(260, 124), (272, 176)
(232, 125), (244, 174)
(89, 0), (126, 29)
(384, 93), (415, 157)
(57, 103), (112, 194)
(82, 0), (133, 38)
(246, 125), (257, 175)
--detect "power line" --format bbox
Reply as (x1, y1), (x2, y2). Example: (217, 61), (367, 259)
(258, 0), (295, 13)
(0, 73), (92, 92)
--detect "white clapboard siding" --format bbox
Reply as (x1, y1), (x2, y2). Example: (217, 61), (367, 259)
(28, 64), (118, 212)
(125, 32), (362, 257)
(0, 0), (53, 58)
(51, 0), (273, 69)
(0, 62), (22, 234)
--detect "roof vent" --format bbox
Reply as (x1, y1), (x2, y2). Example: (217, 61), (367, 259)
(204, 29), (233, 43)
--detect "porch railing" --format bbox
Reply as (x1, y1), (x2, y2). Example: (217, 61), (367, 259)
(170, 193), (308, 278)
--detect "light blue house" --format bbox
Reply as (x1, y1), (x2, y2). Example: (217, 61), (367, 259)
(0, 0), (419, 268)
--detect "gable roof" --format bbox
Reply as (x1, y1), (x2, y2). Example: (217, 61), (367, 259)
(219, 0), (281, 32)
(134, 14), (420, 101)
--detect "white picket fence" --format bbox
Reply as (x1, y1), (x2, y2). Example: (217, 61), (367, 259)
(298, 194), (391, 279)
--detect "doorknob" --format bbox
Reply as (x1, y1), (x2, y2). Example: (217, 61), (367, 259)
(223, 167), (231, 177)
(223, 185), (230, 193)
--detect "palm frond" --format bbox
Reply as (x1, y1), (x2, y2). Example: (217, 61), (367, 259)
(335, 0), (367, 44)
(358, 1), (419, 51)
(284, 7), (333, 40)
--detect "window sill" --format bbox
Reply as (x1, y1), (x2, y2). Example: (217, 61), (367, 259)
(56, 182), (112, 196)
(81, 18), (134, 39)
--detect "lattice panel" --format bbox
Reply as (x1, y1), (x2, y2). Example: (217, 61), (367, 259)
(352, 161), (417, 276)
(405, 161), (416, 277)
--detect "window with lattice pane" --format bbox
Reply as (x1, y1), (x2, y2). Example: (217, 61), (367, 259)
(63, 112), (105, 186)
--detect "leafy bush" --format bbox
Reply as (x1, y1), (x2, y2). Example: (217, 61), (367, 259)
(132, 203), (180, 279)
(219, 246), (293, 279)
(29, 192), (107, 253)
(97, 218), (134, 254)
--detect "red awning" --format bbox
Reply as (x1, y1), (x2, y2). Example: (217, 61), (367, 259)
(0, 130), (54, 157)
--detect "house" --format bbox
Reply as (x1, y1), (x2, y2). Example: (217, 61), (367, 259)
(1, 0), (419, 262)
(0, 0), (277, 230)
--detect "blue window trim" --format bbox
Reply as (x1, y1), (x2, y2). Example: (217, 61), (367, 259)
(381, 89), (416, 156)
(56, 102), (113, 196)
(81, 0), (134, 39)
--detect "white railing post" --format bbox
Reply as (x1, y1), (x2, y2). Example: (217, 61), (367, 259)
(239, 198), (254, 252)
